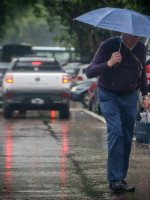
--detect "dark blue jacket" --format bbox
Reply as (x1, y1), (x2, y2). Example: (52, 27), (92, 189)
(86, 37), (148, 96)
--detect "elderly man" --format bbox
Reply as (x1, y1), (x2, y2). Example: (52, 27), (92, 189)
(86, 33), (150, 192)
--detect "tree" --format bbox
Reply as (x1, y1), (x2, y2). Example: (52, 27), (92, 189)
(42, 0), (124, 61)
(0, 7), (61, 46)
(0, 0), (150, 62)
(42, 0), (150, 61)
(0, 0), (38, 37)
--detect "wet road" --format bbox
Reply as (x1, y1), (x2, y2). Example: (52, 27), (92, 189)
(0, 102), (150, 200)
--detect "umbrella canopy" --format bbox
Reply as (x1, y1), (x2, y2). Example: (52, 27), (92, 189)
(75, 7), (150, 37)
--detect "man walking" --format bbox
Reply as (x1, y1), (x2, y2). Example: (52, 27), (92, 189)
(86, 33), (150, 192)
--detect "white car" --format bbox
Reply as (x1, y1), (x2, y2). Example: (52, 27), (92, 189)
(0, 62), (10, 107)
(72, 64), (90, 85)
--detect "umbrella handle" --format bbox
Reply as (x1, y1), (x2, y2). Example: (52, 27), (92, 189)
(115, 62), (120, 66)
(115, 41), (122, 66)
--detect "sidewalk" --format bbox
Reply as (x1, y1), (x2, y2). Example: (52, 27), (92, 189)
(80, 108), (150, 200)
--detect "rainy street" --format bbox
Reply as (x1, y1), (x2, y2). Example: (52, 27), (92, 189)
(0, 101), (149, 200)
(0, 0), (150, 199)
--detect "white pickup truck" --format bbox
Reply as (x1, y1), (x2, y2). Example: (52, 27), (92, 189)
(2, 57), (70, 119)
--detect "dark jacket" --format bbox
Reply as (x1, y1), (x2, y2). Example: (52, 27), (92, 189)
(86, 37), (148, 96)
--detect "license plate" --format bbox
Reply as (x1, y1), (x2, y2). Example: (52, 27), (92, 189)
(31, 98), (44, 105)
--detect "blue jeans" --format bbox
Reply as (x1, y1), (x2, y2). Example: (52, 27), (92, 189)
(97, 88), (138, 182)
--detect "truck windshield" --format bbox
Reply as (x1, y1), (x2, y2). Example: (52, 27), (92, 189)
(13, 61), (63, 72)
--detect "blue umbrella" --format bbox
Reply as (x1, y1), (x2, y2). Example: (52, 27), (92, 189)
(75, 7), (150, 37)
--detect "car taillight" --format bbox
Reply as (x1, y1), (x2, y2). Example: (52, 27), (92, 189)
(146, 65), (150, 85)
(6, 93), (14, 98)
(5, 75), (13, 83)
(62, 93), (69, 98)
(146, 65), (150, 73)
(32, 61), (42, 65)
(77, 76), (83, 81)
(62, 75), (70, 83)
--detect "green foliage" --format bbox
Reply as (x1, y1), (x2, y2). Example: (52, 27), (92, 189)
(0, 0), (150, 61)
(42, 0), (125, 61)
(0, 7), (60, 46)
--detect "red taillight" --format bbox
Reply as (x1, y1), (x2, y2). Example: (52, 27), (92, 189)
(5, 75), (13, 83)
(62, 93), (69, 98)
(146, 65), (150, 73)
(51, 110), (55, 118)
(77, 76), (83, 81)
(62, 75), (70, 83)
(6, 93), (14, 98)
(32, 61), (42, 65)
(146, 65), (150, 85)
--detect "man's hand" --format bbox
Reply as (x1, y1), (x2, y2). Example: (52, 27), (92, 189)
(107, 52), (122, 68)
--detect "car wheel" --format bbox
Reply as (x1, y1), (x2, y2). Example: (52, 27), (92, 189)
(91, 98), (101, 115)
(59, 107), (70, 119)
(3, 106), (13, 119)
(91, 99), (98, 113)
(88, 100), (92, 111)
(97, 103), (102, 115)
(81, 92), (89, 108)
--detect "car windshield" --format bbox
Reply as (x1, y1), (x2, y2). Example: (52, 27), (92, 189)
(13, 61), (63, 72)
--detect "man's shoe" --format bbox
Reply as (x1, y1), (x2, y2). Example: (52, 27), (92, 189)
(109, 180), (124, 192)
(122, 180), (135, 192)
(109, 180), (135, 193)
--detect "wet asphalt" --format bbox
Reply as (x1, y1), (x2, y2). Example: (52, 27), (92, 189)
(0, 102), (150, 200)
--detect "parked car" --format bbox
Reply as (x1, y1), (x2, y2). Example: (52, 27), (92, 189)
(72, 64), (90, 85)
(0, 62), (10, 107)
(136, 38), (150, 120)
(63, 62), (83, 86)
(88, 80), (101, 115)
(71, 79), (96, 107)
(63, 62), (82, 75)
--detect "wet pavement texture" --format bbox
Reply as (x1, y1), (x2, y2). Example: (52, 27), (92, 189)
(0, 102), (150, 199)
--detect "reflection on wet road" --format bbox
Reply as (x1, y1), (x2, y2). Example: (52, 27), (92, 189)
(5, 122), (12, 199)
(0, 107), (150, 199)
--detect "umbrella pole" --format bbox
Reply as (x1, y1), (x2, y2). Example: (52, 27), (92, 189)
(115, 40), (122, 67)
(119, 40), (122, 52)
(92, 29), (96, 52)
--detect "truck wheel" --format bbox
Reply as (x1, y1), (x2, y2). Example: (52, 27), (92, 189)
(59, 107), (70, 119)
(3, 106), (13, 119)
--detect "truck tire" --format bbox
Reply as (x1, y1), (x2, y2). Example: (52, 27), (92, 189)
(3, 106), (13, 119)
(59, 107), (70, 119)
